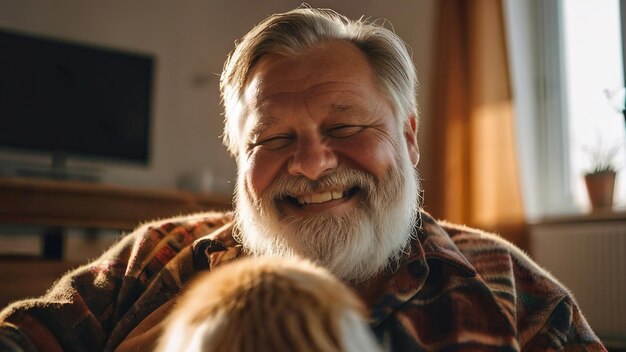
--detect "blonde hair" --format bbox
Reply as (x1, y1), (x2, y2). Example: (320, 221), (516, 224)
(220, 6), (418, 156)
(157, 256), (382, 352)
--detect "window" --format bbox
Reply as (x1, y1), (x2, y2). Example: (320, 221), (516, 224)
(562, 0), (625, 210)
(505, 0), (625, 220)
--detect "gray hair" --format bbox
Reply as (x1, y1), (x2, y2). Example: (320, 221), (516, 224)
(220, 6), (418, 156)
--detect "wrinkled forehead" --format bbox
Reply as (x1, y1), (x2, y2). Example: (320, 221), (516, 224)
(242, 41), (385, 120)
(244, 42), (377, 101)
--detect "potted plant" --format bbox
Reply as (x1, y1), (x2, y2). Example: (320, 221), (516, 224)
(583, 142), (620, 211)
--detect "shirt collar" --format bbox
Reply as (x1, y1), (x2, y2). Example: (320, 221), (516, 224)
(369, 211), (476, 326)
(416, 211), (477, 277)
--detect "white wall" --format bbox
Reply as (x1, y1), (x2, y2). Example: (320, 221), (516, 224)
(0, 0), (435, 195)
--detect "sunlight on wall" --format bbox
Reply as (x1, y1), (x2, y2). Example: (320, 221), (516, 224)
(471, 101), (525, 226)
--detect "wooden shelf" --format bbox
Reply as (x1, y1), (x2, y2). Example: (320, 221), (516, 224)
(0, 177), (233, 299)
(0, 177), (232, 231)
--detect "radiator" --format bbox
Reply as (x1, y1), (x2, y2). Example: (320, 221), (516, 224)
(530, 217), (626, 348)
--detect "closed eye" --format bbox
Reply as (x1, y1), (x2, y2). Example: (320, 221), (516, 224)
(252, 135), (294, 150)
(326, 125), (366, 138)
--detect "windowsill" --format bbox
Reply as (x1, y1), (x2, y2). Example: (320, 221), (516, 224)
(532, 208), (626, 226)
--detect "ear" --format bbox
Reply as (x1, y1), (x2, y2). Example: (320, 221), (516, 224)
(403, 116), (420, 166)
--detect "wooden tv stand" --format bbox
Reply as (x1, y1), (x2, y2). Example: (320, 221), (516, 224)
(0, 177), (232, 259)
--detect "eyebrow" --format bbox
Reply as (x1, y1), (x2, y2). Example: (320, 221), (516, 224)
(329, 103), (356, 113)
(247, 116), (281, 141)
(329, 103), (372, 119)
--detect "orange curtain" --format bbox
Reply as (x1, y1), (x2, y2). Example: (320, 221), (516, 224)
(423, 0), (527, 249)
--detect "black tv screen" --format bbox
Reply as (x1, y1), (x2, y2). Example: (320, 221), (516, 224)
(0, 29), (153, 164)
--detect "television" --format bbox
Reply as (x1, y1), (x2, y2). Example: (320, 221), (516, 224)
(0, 29), (154, 174)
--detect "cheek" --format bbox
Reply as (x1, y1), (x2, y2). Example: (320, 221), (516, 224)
(242, 150), (289, 197)
(335, 132), (398, 179)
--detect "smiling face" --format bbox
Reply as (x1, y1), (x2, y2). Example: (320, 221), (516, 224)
(234, 41), (420, 282)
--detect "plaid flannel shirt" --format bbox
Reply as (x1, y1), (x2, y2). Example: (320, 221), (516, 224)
(0, 211), (606, 351)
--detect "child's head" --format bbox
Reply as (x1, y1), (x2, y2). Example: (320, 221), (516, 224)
(157, 256), (382, 352)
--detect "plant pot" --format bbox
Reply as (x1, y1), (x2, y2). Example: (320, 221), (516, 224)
(584, 171), (616, 211)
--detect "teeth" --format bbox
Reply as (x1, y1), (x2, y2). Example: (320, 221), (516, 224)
(296, 190), (346, 205)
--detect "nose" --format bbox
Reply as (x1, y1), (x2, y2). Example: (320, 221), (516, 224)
(287, 135), (337, 180)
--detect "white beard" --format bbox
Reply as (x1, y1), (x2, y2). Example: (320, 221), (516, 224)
(234, 146), (420, 283)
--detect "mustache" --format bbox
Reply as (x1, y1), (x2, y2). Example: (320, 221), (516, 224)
(263, 167), (377, 201)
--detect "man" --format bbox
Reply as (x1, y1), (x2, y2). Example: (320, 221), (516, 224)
(0, 7), (606, 351)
